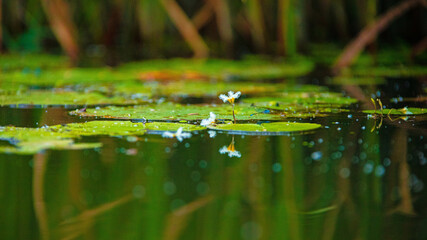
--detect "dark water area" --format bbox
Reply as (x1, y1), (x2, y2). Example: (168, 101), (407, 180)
(0, 78), (426, 240)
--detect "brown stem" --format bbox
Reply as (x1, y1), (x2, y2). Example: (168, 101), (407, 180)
(232, 104), (236, 124)
(333, 0), (424, 73)
(192, 2), (214, 30)
(41, 0), (80, 64)
(160, 0), (209, 58)
(33, 153), (49, 240)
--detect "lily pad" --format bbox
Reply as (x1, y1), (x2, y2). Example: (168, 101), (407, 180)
(144, 122), (206, 132)
(53, 121), (205, 136)
(363, 107), (427, 115)
(243, 93), (357, 110)
(69, 103), (287, 121)
(208, 122), (321, 135)
(159, 81), (282, 97)
(0, 68), (136, 87)
(0, 54), (68, 71)
(0, 90), (146, 107)
(0, 126), (101, 155)
(120, 57), (315, 80)
(350, 66), (427, 78)
(53, 121), (147, 136)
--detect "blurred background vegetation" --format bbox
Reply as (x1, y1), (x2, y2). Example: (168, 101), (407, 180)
(1, 0), (426, 65)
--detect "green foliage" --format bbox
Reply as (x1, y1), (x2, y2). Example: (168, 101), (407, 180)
(53, 121), (205, 135)
(0, 121), (205, 154)
(120, 57), (315, 80)
(0, 91), (146, 107)
(363, 107), (427, 115)
(69, 103), (287, 121)
(0, 68), (135, 86)
(0, 54), (68, 71)
(0, 126), (101, 154)
(209, 122), (321, 135)
(243, 93), (357, 110)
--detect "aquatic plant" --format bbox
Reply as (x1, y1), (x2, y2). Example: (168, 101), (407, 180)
(162, 127), (192, 142)
(209, 122), (322, 135)
(219, 137), (241, 158)
(365, 98), (426, 132)
(200, 112), (216, 127)
(219, 91), (241, 124)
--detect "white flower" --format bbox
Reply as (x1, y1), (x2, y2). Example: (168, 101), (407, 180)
(219, 91), (241, 104)
(219, 144), (241, 158)
(208, 130), (217, 138)
(200, 112), (216, 127)
(162, 127), (192, 142)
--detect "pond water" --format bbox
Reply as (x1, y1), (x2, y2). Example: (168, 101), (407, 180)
(0, 59), (426, 240)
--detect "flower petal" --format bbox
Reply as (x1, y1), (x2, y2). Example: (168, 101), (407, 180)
(219, 94), (229, 103)
(162, 132), (174, 138)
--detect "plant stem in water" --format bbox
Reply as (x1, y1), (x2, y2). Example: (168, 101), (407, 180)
(232, 104), (236, 124)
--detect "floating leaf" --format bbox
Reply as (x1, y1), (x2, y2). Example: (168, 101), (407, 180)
(363, 107), (427, 115)
(53, 121), (147, 136)
(159, 81), (282, 97)
(0, 126), (101, 155)
(208, 122), (321, 135)
(0, 54), (68, 71)
(120, 57), (315, 80)
(0, 91), (146, 108)
(0, 68), (136, 87)
(244, 93), (357, 106)
(350, 66), (427, 77)
(69, 103), (286, 121)
(243, 93), (357, 113)
(53, 121), (205, 136)
(144, 122), (206, 132)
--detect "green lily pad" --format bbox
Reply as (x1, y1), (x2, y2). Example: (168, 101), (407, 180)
(69, 103), (287, 121)
(0, 68), (136, 87)
(0, 120), (205, 154)
(0, 54), (68, 71)
(53, 121), (147, 136)
(120, 57), (315, 80)
(53, 121), (205, 136)
(243, 93), (357, 110)
(144, 122), (206, 132)
(208, 122), (322, 135)
(0, 90), (146, 107)
(363, 107), (427, 115)
(159, 81), (282, 97)
(0, 126), (101, 155)
(349, 66), (427, 78)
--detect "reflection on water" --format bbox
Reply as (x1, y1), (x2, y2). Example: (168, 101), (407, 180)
(219, 136), (241, 158)
(0, 107), (426, 240)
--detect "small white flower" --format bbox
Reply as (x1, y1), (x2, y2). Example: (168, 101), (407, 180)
(219, 144), (241, 158)
(200, 112), (216, 127)
(219, 91), (241, 104)
(208, 130), (217, 138)
(162, 127), (192, 142)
